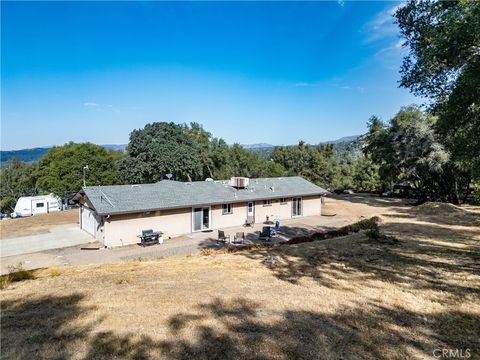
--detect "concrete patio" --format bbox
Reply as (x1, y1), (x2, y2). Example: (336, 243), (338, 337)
(180, 215), (341, 248)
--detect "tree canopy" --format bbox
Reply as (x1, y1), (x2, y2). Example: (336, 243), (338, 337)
(118, 122), (206, 183)
(118, 122), (288, 184)
(395, 0), (480, 181)
(272, 141), (379, 192)
(363, 106), (470, 203)
(0, 159), (37, 212)
(35, 142), (119, 195)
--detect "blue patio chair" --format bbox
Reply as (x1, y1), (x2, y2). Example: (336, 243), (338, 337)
(270, 220), (280, 235)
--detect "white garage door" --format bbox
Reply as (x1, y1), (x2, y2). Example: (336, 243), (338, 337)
(81, 206), (96, 236)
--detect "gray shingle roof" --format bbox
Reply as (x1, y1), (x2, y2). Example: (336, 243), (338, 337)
(83, 176), (328, 215)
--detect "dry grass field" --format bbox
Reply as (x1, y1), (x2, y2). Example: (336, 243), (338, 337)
(0, 209), (78, 239)
(1, 196), (479, 359)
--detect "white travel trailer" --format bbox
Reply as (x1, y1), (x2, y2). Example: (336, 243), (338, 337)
(12, 194), (61, 217)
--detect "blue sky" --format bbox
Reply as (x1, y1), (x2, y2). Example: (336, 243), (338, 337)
(1, 1), (418, 150)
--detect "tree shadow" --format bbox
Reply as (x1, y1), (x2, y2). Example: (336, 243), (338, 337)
(159, 297), (480, 359)
(2, 294), (478, 358)
(235, 220), (480, 300)
(1, 294), (97, 359)
(384, 205), (480, 227)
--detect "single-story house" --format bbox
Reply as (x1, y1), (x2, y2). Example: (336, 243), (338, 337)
(73, 176), (328, 247)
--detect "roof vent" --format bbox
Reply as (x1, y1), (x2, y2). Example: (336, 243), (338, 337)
(205, 178), (214, 182)
(131, 184), (140, 188)
(270, 186), (275, 192)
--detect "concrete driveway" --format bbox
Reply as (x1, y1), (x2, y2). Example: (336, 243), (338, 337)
(0, 225), (94, 257)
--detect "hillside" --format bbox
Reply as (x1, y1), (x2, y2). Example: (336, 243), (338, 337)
(1, 196), (478, 359)
(0, 147), (50, 164)
(0, 144), (127, 165)
(247, 135), (361, 160)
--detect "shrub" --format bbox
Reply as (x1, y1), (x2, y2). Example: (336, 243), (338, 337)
(10, 270), (36, 282)
(365, 225), (382, 240)
(133, 257), (149, 262)
(48, 268), (63, 277)
(201, 248), (217, 256)
(201, 243), (274, 256)
(0, 265), (36, 289)
(310, 232), (327, 240)
(347, 217), (382, 233)
(288, 217), (383, 246)
(324, 229), (350, 238)
(288, 236), (314, 245)
(0, 275), (10, 290)
(115, 277), (131, 285)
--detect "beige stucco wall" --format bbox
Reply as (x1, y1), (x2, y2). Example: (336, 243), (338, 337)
(252, 195), (321, 222)
(210, 202), (248, 229)
(302, 195), (322, 217)
(254, 199), (286, 223)
(102, 195), (322, 247)
(209, 195), (323, 232)
(104, 208), (191, 247)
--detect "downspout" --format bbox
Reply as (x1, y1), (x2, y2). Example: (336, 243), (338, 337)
(104, 214), (111, 248)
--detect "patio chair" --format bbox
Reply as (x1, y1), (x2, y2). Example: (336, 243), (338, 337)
(218, 230), (227, 243)
(259, 226), (272, 242)
(233, 232), (245, 244)
(244, 216), (254, 227)
(270, 220), (280, 235)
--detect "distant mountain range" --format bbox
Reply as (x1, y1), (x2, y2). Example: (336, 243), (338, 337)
(0, 144), (127, 165)
(243, 135), (361, 159)
(242, 143), (275, 150)
(325, 135), (360, 144)
(1, 135), (360, 165)
(242, 135), (360, 149)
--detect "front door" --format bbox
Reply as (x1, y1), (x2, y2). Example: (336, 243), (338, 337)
(193, 207), (211, 231)
(247, 201), (255, 218)
(292, 197), (302, 217)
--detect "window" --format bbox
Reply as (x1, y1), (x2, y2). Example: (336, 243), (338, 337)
(222, 203), (233, 215)
(36, 202), (45, 208)
(280, 198), (288, 205)
(263, 199), (272, 207)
